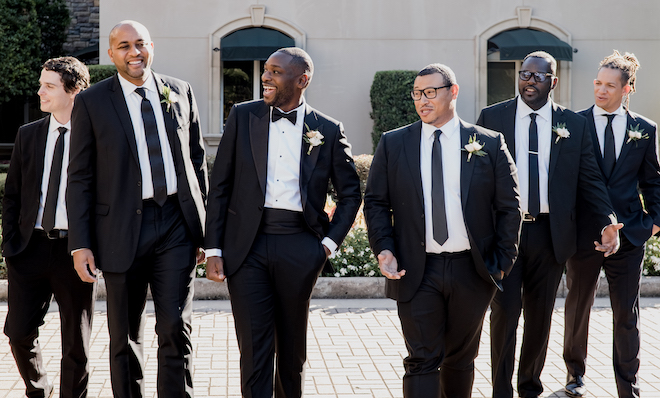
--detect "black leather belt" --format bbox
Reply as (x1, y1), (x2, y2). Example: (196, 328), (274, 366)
(34, 229), (68, 239)
(522, 213), (549, 222)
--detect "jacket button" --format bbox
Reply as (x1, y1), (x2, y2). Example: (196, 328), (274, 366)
(258, 206), (263, 211)
(421, 242), (425, 246)
(137, 181), (142, 187)
(136, 209), (142, 215)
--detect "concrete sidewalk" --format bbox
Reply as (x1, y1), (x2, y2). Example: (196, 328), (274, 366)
(1, 298), (659, 397)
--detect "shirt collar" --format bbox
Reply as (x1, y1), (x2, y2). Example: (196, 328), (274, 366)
(272, 97), (306, 117)
(48, 114), (71, 134)
(593, 104), (625, 117)
(517, 95), (552, 123)
(421, 114), (459, 141)
(117, 70), (157, 96)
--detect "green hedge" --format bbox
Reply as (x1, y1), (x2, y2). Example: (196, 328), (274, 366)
(369, 70), (419, 152)
(88, 64), (117, 85)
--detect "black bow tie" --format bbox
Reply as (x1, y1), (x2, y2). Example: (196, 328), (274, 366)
(272, 108), (297, 124)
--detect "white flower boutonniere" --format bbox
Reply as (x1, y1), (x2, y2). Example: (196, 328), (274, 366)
(303, 123), (324, 155)
(462, 134), (487, 162)
(626, 124), (648, 144)
(160, 85), (178, 113)
(552, 122), (570, 144)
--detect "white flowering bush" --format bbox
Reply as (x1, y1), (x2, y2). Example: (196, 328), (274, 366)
(643, 236), (660, 276)
(324, 227), (379, 277)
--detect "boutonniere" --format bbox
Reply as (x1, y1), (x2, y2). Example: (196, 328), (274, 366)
(552, 122), (570, 144)
(160, 85), (178, 114)
(462, 134), (486, 162)
(303, 123), (324, 155)
(626, 124), (648, 144)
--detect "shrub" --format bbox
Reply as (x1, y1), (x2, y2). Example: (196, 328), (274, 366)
(323, 227), (379, 277)
(369, 70), (419, 152)
(644, 236), (660, 276)
(88, 65), (117, 85)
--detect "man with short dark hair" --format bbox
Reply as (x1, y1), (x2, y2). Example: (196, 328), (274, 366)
(477, 51), (622, 398)
(365, 63), (522, 397)
(3, 56), (95, 398)
(563, 50), (659, 398)
(204, 47), (361, 397)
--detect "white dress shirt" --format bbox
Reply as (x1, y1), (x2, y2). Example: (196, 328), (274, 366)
(206, 101), (338, 259)
(420, 116), (471, 253)
(36, 115), (70, 230)
(593, 104), (627, 159)
(117, 72), (177, 199)
(515, 96), (552, 214)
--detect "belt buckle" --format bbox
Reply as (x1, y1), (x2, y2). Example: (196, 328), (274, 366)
(47, 230), (66, 239)
(522, 213), (536, 222)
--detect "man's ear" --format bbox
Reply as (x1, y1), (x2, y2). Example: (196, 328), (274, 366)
(298, 73), (310, 89)
(551, 76), (558, 90)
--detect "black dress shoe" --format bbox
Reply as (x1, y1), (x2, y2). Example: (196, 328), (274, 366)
(565, 375), (586, 397)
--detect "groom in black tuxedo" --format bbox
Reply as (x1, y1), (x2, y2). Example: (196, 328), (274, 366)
(364, 63), (522, 397)
(68, 20), (207, 398)
(204, 47), (361, 397)
(563, 51), (660, 398)
(477, 51), (621, 398)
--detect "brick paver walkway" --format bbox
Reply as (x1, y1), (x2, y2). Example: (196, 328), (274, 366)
(1, 297), (659, 397)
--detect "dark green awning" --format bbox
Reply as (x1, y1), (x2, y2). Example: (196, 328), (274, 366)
(489, 28), (573, 61)
(220, 27), (294, 61)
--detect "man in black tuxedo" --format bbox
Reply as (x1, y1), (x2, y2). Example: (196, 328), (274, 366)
(204, 47), (361, 397)
(3, 57), (94, 398)
(68, 21), (207, 398)
(364, 63), (522, 398)
(477, 51), (622, 398)
(563, 51), (660, 398)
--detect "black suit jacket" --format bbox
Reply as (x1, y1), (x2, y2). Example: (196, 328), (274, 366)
(67, 73), (208, 272)
(575, 107), (660, 249)
(364, 119), (522, 302)
(204, 99), (361, 276)
(2, 117), (50, 257)
(477, 97), (615, 264)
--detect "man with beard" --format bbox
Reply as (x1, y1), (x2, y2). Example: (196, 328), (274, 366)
(477, 51), (621, 398)
(204, 47), (361, 397)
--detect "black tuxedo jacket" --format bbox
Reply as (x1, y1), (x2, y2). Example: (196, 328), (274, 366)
(204, 99), (361, 276)
(575, 107), (660, 249)
(364, 119), (522, 302)
(477, 97), (615, 263)
(67, 73), (208, 272)
(2, 117), (50, 257)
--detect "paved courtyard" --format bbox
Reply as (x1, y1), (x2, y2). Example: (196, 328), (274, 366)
(0, 297), (659, 397)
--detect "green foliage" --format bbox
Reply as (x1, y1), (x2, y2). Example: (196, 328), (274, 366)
(0, 0), (41, 104)
(644, 236), (660, 276)
(35, 0), (69, 61)
(323, 227), (379, 277)
(88, 65), (117, 85)
(369, 70), (419, 152)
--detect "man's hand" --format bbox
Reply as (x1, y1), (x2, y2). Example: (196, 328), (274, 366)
(595, 222), (624, 257)
(196, 248), (206, 265)
(653, 224), (660, 236)
(377, 249), (405, 279)
(206, 256), (226, 282)
(72, 249), (98, 283)
(323, 244), (331, 258)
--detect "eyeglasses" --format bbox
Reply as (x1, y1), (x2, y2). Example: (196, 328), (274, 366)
(519, 71), (554, 83)
(411, 85), (452, 101)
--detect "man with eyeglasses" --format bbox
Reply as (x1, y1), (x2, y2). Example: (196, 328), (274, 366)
(365, 63), (521, 397)
(477, 51), (622, 398)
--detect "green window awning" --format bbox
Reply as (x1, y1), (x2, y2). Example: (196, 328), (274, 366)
(220, 27), (295, 61)
(488, 28), (573, 61)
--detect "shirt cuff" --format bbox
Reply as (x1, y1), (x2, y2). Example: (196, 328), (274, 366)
(321, 237), (338, 258)
(205, 248), (223, 258)
(71, 248), (87, 256)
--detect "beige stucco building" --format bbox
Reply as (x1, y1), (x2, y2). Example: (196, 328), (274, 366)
(100, 0), (660, 155)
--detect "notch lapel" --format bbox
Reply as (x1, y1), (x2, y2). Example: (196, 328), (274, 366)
(548, 102), (565, 183)
(109, 75), (140, 167)
(583, 107), (605, 173)
(153, 74), (180, 164)
(460, 121), (475, 209)
(403, 121), (424, 207)
(610, 112), (636, 180)
(35, 118), (50, 185)
(300, 105), (322, 207)
(249, 102), (271, 196)
(501, 100), (517, 160)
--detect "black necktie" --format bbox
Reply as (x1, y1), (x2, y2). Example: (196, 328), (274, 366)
(528, 113), (540, 218)
(135, 87), (167, 206)
(272, 108), (297, 124)
(42, 126), (68, 233)
(603, 114), (617, 179)
(432, 130), (448, 245)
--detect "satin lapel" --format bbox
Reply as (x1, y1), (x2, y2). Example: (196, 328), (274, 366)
(501, 100), (517, 160)
(109, 75), (140, 166)
(548, 103), (564, 183)
(300, 105), (322, 205)
(249, 102), (270, 196)
(460, 121), (475, 209)
(611, 112), (636, 179)
(584, 107), (604, 173)
(35, 118), (49, 184)
(153, 74), (179, 164)
(403, 121), (424, 206)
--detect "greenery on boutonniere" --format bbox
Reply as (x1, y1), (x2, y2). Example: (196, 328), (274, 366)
(626, 123), (648, 145)
(160, 85), (178, 114)
(552, 122), (570, 144)
(462, 134), (486, 162)
(303, 123), (324, 155)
